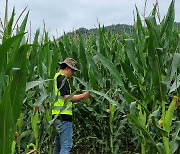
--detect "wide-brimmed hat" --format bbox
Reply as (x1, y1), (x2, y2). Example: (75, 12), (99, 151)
(58, 57), (79, 71)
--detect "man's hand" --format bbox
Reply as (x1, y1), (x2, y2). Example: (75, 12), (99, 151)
(83, 92), (91, 99)
(64, 91), (91, 102)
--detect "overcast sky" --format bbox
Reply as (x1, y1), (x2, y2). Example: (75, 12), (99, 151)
(0, 0), (180, 38)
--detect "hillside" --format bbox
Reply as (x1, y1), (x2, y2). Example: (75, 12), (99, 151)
(65, 24), (134, 37)
(65, 22), (180, 37)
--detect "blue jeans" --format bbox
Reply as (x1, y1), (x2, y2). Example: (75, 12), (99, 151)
(53, 119), (73, 154)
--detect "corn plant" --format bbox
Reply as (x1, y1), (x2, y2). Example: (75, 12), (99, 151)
(0, 8), (29, 154)
(0, 0), (179, 154)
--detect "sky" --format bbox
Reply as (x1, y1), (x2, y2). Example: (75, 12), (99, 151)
(0, 0), (180, 38)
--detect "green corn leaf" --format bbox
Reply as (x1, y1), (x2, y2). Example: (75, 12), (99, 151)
(34, 90), (48, 106)
(26, 79), (52, 91)
(10, 45), (27, 127)
(38, 48), (44, 78)
(3, 7), (15, 41)
(71, 42), (79, 59)
(127, 114), (161, 153)
(6, 12), (29, 74)
(59, 41), (66, 60)
(160, 0), (175, 38)
(96, 53), (123, 87)
(170, 121), (180, 153)
(135, 6), (146, 36)
(134, 8), (147, 73)
(0, 45), (27, 154)
(168, 53), (180, 88)
(125, 39), (143, 75)
(19, 130), (32, 140)
(44, 32), (50, 69)
(0, 85), (13, 154)
(169, 74), (180, 93)
(18, 12), (29, 34)
(164, 99), (176, 133)
(145, 16), (164, 101)
(145, 16), (161, 47)
(97, 26), (105, 56)
(86, 53), (103, 88)
(78, 35), (88, 81)
(29, 29), (40, 77)
(48, 45), (59, 92)
(151, 116), (168, 137)
(11, 140), (16, 154)
(90, 90), (119, 107)
(31, 111), (39, 148)
(122, 90), (150, 114)
(149, 107), (161, 119)
(130, 101), (136, 114)
(89, 70), (98, 91)
(151, 2), (158, 17)
(74, 76), (89, 88)
(0, 33), (25, 73)
(45, 108), (51, 122)
(120, 61), (138, 86)
(63, 34), (70, 52)
(137, 104), (147, 126)
(17, 111), (25, 134)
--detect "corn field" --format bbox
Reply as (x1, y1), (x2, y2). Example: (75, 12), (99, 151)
(0, 0), (180, 154)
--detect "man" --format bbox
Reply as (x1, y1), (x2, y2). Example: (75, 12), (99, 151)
(52, 57), (91, 154)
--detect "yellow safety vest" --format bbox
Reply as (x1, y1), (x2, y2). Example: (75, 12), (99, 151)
(52, 72), (72, 115)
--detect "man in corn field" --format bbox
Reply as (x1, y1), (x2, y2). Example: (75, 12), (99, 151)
(52, 57), (91, 154)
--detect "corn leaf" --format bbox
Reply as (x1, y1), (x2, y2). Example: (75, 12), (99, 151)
(6, 12), (29, 74)
(125, 39), (143, 75)
(96, 53), (123, 87)
(86, 53), (103, 88)
(90, 90), (119, 107)
(0, 33), (24, 73)
(127, 114), (161, 153)
(3, 8), (15, 41)
(0, 45), (27, 154)
(164, 99), (176, 133)
(10, 45), (28, 123)
(170, 121), (180, 153)
(31, 111), (39, 148)
(160, 0), (175, 38)
(78, 35), (88, 81)
(120, 61), (138, 86)
(0, 85), (13, 154)
(26, 79), (52, 91)
(48, 45), (59, 92)
(169, 74), (180, 93)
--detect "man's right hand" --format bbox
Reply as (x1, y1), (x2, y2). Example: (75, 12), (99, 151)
(83, 92), (91, 99)
(64, 91), (91, 102)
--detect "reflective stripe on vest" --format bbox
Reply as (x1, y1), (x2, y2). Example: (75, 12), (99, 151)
(52, 72), (72, 115)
